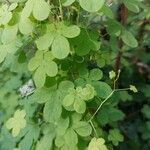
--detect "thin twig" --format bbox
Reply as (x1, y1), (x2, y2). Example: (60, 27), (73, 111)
(58, 0), (63, 20)
(114, 4), (128, 74)
(89, 90), (115, 122)
(113, 69), (121, 89)
(88, 87), (131, 122)
(89, 120), (98, 138)
(115, 88), (130, 92)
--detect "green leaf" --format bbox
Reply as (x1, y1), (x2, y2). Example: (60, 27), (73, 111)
(34, 66), (46, 88)
(21, 0), (34, 18)
(64, 128), (78, 146)
(89, 68), (103, 81)
(0, 47), (7, 63)
(28, 56), (41, 71)
(44, 51), (55, 61)
(121, 30), (138, 48)
(88, 137), (108, 150)
(142, 105), (150, 119)
(117, 91), (133, 102)
(33, 0), (50, 21)
(71, 113), (82, 124)
(100, 5), (114, 19)
(1, 41), (17, 54)
(97, 106), (125, 126)
(9, 3), (18, 11)
(29, 51), (43, 70)
(73, 121), (92, 137)
(140, 121), (150, 140)
(63, 93), (75, 107)
(76, 84), (96, 101)
(44, 60), (58, 77)
(19, 125), (40, 150)
(71, 29), (96, 56)
(0, 4), (13, 25)
(0, 12), (12, 25)
(74, 98), (86, 114)
(108, 129), (124, 146)
(55, 136), (65, 148)
(19, 18), (34, 35)
(107, 20), (121, 37)
(36, 33), (55, 50)
(28, 51), (58, 87)
(43, 91), (62, 123)
(79, 0), (105, 12)
(123, 0), (140, 13)
(96, 58), (106, 68)
(28, 88), (53, 104)
(62, 0), (75, 6)
(1, 25), (18, 44)
(59, 80), (75, 93)
(92, 81), (112, 99)
(88, 30), (101, 51)
(52, 35), (70, 59)
(19, 131), (33, 150)
(141, 84), (150, 97)
(36, 133), (55, 150)
(56, 117), (70, 136)
(59, 24), (80, 38)
(78, 65), (89, 78)
(6, 109), (26, 137)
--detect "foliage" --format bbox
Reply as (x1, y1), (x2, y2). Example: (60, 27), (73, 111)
(0, 0), (150, 150)
(108, 129), (124, 146)
(88, 137), (107, 150)
(6, 109), (26, 137)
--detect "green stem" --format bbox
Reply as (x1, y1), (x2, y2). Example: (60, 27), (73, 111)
(113, 69), (121, 89)
(89, 120), (98, 138)
(89, 90), (115, 121)
(89, 87), (130, 122)
(115, 88), (130, 92)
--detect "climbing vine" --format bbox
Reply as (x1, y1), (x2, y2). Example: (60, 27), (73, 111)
(0, 0), (150, 150)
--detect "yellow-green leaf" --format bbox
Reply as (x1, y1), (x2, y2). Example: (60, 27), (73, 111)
(33, 0), (50, 21)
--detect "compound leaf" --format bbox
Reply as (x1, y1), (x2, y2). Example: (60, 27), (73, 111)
(52, 35), (70, 59)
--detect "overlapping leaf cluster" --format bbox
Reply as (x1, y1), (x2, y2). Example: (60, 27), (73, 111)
(0, 0), (149, 150)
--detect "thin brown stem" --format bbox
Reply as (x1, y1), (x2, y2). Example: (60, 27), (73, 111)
(114, 4), (128, 75)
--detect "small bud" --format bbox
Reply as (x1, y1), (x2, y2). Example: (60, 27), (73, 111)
(130, 85), (138, 93)
(109, 70), (116, 79)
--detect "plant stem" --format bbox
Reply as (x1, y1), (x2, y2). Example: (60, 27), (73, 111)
(115, 4), (128, 74)
(115, 88), (130, 92)
(58, 0), (63, 20)
(113, 69), (121, 89)
(89, 90), (115, 121)
(89, 87), (130, 122)
(89, 120), (98, 138)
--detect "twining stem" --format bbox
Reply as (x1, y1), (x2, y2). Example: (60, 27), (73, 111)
(89, 88), (130, 122)
(89, 120), (98, 138)
(88, 68), (131, 135)
(89, 86), (131, 137)
(89, 90), (115, 122)
(113, 69), (121, 89)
